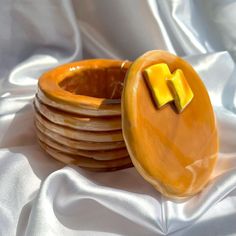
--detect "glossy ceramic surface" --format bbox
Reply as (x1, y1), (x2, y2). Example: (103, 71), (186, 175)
(34, 95), (122, 131)
(122, 50), (218, 198)
(38, 59), (131, 116)
(35, 119), (126, 151)
(39, 140), (132, 169)
(36, 128), (128, 160)
(34, 109), (124, 142)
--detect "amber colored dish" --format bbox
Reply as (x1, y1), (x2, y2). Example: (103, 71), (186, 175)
(38, 59), (131, 117)
(35, 59), (133, 171)
(122, 50), (218, 198)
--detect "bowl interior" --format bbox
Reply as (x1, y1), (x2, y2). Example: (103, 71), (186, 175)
(59, 67), (128, 99)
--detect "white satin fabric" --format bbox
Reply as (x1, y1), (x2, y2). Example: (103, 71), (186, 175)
(1, 0), (236, 235)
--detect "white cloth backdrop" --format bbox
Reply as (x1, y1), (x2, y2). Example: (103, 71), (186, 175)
(0, 0), (236, 235)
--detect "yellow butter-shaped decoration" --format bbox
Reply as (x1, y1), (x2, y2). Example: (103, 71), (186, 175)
(143, 63), (194, 112)
(143, 63), (174, 108)
(167, 69), (194, 113)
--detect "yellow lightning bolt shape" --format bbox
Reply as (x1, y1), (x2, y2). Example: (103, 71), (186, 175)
(143, 63), (194, 113)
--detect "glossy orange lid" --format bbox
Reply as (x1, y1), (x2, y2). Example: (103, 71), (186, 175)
(122, 50), (218, 198)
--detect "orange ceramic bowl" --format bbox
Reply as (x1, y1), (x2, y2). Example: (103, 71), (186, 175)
(38, 59), (131, 117)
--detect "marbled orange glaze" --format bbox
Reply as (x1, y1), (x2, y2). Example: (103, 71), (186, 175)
(35, 95), (122, 131)
(38, 140), (132, 169)
(35, 119), (126, 151)
(34, 109), (124, 142)
(36, 128), (128, 160)
(122, 50), (218, 198)
(38, 59), (131, 116)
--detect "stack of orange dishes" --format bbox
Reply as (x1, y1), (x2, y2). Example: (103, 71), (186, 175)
(34, 59), (133, 171)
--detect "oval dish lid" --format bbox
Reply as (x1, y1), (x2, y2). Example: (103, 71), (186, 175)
(121, 50), (218, 198)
